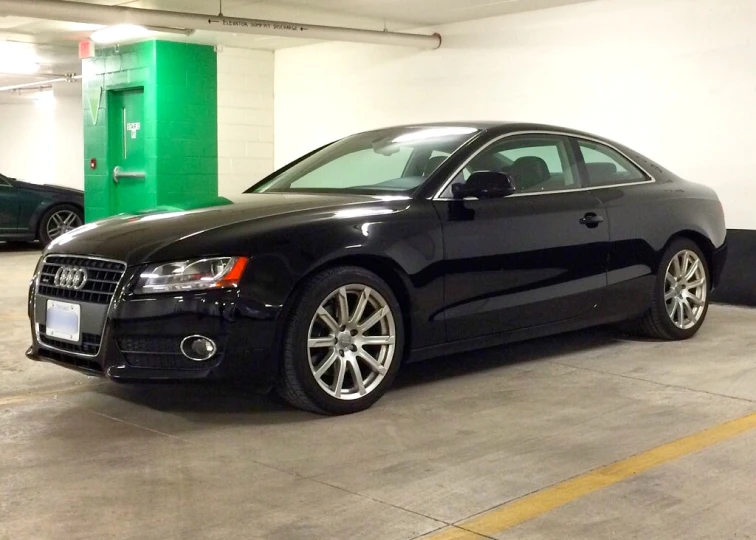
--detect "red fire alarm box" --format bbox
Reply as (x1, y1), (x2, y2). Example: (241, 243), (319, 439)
(79, 40), (95, 60)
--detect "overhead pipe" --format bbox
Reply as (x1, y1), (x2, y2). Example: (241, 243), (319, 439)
(144, 25), (196, 37)
(0, 0), (442, 49)
(0, 74), (82, 93)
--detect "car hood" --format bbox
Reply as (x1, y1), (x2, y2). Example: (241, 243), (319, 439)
(45, 192), (394, 265)
(13, 179), (83, 195)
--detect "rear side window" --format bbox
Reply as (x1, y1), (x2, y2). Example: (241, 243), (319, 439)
(578, 140), (648, 186)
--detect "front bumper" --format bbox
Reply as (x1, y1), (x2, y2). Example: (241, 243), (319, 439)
(27, 262), (280, 388)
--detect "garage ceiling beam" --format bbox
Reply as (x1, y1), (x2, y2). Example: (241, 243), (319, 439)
(0, 0), (442, 49)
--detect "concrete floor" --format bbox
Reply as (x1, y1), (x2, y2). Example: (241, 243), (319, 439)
(3, 243), (756, 540)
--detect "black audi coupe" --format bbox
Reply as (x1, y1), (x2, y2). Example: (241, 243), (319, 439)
(27, 122), (727, 414)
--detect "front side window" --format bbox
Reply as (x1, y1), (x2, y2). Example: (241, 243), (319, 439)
(251, 126), (480, 195)
(440, 134), (580, 197)
(578, 140), (648, 186)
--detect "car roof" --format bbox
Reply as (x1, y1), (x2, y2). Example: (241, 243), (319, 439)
(486, 122), (617, 141)
(362, 121), (621, 145)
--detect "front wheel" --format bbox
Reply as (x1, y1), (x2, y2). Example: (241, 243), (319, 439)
(630, 238), (710, 340)
(276, 266), (404, 415)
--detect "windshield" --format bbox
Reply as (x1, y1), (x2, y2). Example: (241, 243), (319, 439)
(248, 126), (481, 195)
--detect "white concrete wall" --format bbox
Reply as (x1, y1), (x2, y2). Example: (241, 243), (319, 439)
(53, 84), (85, 190)
(217, 47), (275, 197)
(0, 85), (83, 189)
(275, 0), (756, 230)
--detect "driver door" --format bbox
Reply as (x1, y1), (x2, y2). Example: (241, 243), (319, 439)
(432, 134), (610, 342)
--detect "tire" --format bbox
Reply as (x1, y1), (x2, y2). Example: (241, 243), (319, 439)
(629, 238), (710, 340)
(39, 204), (83, 246)
(275, 266), (404, 415)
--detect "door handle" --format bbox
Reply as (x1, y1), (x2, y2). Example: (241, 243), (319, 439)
(579, 213), (604, 228)
(113, 166), (146, 184)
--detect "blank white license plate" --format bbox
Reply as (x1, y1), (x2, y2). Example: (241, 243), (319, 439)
(45, 300), (81, 343)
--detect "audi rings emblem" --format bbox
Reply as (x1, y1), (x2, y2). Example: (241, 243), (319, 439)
(54, 266), (89, 290)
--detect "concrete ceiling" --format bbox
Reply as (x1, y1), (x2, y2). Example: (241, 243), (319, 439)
(0, 0), (600, 87)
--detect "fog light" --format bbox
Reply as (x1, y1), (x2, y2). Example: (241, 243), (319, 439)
(180, 335), (217, 362)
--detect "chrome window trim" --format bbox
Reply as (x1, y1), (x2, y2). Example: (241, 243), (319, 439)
(0, 178), (11, 188)
(431, 130), (656, 201)
(33, 254), (128, 359)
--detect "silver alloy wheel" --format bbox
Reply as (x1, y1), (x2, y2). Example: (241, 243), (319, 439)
(46, 210), (82, 239)
(664, 249), (707, 330)
(307, 284), (397, 401)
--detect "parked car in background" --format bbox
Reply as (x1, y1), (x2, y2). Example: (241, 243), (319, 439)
(26, 122), (727, 415)
(0, 173), (84, 245)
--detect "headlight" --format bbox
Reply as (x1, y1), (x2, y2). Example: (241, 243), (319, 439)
(134, 257), (248, 294)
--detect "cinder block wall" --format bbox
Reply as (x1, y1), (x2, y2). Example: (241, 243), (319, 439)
(82, 40), (218, 221)
(217, 47), (274, 198)
(0, 45), (274, 203)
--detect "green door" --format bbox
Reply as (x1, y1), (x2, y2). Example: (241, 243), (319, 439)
(108, 88), (149, 215)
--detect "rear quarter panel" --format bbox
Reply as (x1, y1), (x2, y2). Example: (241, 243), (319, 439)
(590, 167), (725, 319)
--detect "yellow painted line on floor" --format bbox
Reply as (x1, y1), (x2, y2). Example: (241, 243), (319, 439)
(428, 410), (756, 539)
(0, 383), (105, 407)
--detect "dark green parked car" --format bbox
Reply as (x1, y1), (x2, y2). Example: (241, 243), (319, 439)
(0, 173), (84, 245)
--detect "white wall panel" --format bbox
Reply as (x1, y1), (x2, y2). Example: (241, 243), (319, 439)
(217, 47), (275, 197)
(0, 86), (83, 189)
(53, 88), (84, 190)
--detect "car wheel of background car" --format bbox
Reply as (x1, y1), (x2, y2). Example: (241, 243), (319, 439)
(628, 238), (710, 340)
(276, 266), (404, 415)
(39, 204), (83, 245)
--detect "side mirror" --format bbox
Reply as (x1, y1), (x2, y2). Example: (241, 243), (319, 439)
(451, 171), (516, 199)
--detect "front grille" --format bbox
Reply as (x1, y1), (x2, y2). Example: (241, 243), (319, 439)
(38, 255), (126, 305)
(118, 336), (184, 355)
(38, 325), (100, 355)
(121, 353), (221, 370)
(117, 335), (222, 370)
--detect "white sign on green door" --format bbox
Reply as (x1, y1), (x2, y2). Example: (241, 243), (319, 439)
(126, 122), (141, 139)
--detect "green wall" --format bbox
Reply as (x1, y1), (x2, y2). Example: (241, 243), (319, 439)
(83, 40), (218, 222)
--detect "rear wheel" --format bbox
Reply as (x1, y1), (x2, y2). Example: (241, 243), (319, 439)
(39, 204), (83, 245)
(628, 238), (710, 340)
(276, 266), (404, 414)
